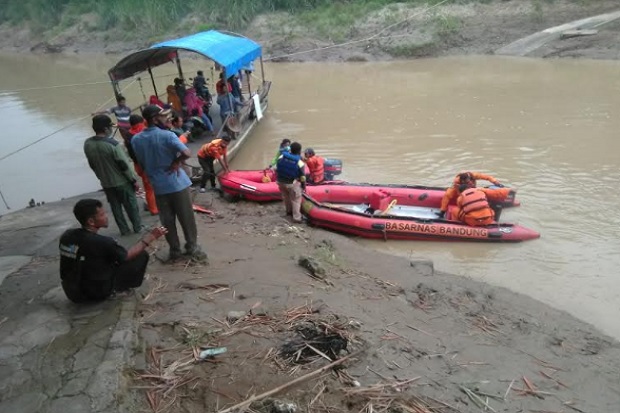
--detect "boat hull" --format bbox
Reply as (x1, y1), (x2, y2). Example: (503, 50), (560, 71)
(218, 170), (521, 209)
(301, 195), (539, 243)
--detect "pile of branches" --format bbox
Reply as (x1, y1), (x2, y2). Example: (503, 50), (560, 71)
(280, 320), (350, 364)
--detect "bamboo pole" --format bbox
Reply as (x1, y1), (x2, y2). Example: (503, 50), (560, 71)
(216, 351), (361, 413)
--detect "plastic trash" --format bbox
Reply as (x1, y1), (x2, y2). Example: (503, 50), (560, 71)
(199, 347), (228, 359)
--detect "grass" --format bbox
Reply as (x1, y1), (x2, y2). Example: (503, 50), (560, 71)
(0, 0), (585, 41)
(385, 41), (434, 58)
(432, 12), (461, 37)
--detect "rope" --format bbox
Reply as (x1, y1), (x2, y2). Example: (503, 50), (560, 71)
(0, 73), (177, 94)
(264, 0), (450, 61)
(0, 78), (137, 164)
(0, 184), (10, 210)
(3, 80), (112, 93)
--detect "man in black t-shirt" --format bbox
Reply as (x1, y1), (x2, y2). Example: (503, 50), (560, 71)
(59, 199), (167, 303)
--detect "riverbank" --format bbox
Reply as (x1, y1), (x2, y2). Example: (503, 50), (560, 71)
(1, 1), (620, 61)
(2, 190), (619, 412)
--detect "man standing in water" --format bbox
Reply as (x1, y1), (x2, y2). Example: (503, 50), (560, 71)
(131, 105), (208, 263)
(84, 115), (142, 235)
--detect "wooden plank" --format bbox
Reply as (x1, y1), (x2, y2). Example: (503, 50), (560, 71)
(561, 29), (598, 39)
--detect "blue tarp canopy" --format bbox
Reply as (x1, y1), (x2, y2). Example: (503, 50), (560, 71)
(108, 30), (262, 81)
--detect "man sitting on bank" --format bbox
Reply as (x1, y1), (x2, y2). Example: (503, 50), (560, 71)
(59, 199), (167, 303)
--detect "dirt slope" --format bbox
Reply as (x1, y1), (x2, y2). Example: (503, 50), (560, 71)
(1, 1), (619, 61)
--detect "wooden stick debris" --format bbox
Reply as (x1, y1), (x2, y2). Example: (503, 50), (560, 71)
(217, 351), (361, 413)
(539, 370), (569, 388)
(459, 385), (497, 413)
(504, 378), (516, 400)
(306, 343), (333, 362)
(406, 324), (435, 337)
(309, 384), (326, 407)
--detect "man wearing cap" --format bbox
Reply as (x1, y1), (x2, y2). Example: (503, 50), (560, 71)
(131, 105), (207, 263)
(84, 114), (142, 236)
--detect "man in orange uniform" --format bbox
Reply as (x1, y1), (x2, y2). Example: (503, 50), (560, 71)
(455, 185), (496, 226)
(197, 137), (231, 192)
(127, 115), (158, 215)
(436, 171), (502, 218)
(303, 148), (325, 184)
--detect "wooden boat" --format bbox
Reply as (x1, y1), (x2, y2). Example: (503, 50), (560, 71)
(108, 30), (271, 168)
(300, 185), (538, 243)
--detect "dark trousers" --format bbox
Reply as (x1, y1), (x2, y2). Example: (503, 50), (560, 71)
(198, 156), (216, 189)
(114, 250), (149, 292)
(155, 187), (198, 255)
(66, 251), (149, 303)
(103, 183), (142, 235)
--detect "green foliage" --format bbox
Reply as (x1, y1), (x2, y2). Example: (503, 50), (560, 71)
(386, 41), (432, 58)
(432, 13), (461, 37)
(0, 0), (556, 36)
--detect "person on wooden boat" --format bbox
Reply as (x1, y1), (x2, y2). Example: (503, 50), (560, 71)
(275, 142), (306, 223)
(455, 185), (496, 226)
(84, 115), (142, 236)
(127, 115), (158, 216)
(174, 78), (186, 107)
(216, 72), (245, 123)
(228, 74), (244, 102)
(131, 105), (208, 263)
(93, 95), (132, 130)
(193, 70), (210, 101)
(167, 84), (183, 114)
(169, 114), (191, 144)
(59, 199), (167, 303)
(184, 87), (214, 133)
(197, 136), (232, 193)
(437, 171), (502, 218)
(269, 138), (291, 168)
(303, 148), (325, 185)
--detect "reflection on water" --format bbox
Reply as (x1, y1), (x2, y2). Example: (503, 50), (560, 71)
(1, 53), (619, 340)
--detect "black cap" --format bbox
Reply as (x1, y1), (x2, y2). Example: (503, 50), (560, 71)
(142, 104), (170, 120)
(92, 114), (115, 132)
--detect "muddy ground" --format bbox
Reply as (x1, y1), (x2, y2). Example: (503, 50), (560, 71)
(1, 1), (620, 61)
(120, 193), (620, 413)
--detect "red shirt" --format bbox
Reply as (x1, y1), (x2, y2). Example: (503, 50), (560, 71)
(216, 79), (232, 95)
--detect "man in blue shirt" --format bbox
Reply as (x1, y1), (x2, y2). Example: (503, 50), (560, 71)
(275, 142), (306, 223)
(131, 105), (207, 263)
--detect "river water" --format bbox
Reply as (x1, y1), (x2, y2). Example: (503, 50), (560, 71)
(1, 53), (619, 339)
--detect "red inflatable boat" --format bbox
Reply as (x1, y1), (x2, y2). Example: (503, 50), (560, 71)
(218, 169), (521, 210)
(300, 186), (539, 243)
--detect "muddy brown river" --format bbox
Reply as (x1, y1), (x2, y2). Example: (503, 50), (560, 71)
(1, 53), (619, 339)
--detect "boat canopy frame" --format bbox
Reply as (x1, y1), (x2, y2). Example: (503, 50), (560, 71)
(108, 30), (265, 98)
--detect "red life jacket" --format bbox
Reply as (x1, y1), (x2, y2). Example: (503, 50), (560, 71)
(458, 188), (491, 220)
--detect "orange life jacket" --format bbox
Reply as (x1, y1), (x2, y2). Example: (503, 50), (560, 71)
(458, 188), (492, 220)
(306, 156), (325, 184)
(198, 139), (227, 159)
